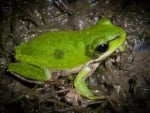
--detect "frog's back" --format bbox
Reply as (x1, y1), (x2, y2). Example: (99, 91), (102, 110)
(15, 31), (91, 70)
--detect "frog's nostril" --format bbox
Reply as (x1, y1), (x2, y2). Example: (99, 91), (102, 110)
(95, 44), (108, 52)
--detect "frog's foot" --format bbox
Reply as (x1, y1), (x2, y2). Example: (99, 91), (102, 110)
(87, 95), (106, 100)
(65, 89), (106, 106)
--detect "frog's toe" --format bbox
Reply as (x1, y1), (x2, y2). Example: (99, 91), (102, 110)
(88, 95), (106, 100)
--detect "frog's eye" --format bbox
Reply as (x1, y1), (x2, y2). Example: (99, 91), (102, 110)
(95, 44), (108, 52)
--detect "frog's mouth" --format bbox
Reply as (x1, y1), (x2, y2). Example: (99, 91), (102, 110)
(89, 33), (126, 64)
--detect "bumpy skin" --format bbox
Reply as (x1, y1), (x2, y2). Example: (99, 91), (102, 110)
(8, 18), (126, 99)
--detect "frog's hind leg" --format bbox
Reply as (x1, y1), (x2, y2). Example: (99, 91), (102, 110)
(8, 63), (51, 84)
(74, 63), (105, 100)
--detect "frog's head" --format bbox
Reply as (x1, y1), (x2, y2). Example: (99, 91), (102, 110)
(86, 18), (126, 62)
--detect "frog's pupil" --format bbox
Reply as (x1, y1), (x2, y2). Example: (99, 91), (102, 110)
(95, 44), (108, 52)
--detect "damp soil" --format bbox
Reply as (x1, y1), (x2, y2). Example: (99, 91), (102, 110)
(0, 0), (150, 113)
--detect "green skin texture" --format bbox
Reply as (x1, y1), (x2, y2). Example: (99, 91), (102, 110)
(8, 18), (126, 100)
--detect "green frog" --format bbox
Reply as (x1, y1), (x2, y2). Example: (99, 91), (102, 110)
(8, 18), (126, 100)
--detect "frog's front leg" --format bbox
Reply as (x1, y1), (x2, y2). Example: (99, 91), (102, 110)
(74, 63), (105, 100)
(8, 63), (51, 83)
